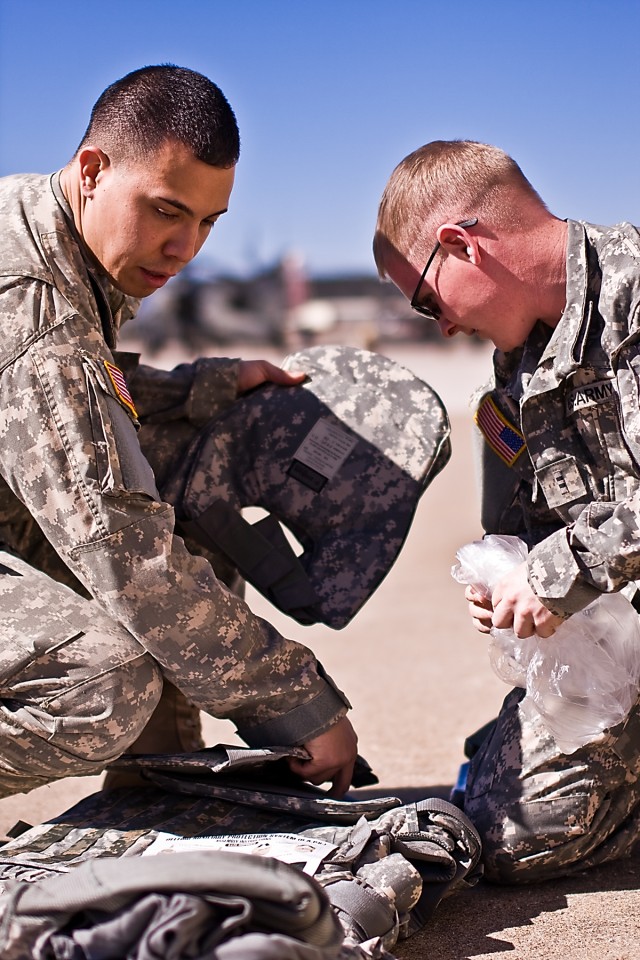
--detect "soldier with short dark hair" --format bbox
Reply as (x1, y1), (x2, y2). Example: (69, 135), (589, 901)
(0, 64), (357, 800)
(375, 139), (640, 882)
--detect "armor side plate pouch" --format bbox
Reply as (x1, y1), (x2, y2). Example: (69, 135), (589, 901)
(169, 346), (451, 628)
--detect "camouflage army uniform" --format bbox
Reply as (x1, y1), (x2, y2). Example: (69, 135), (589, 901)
(465, 219), (640, 882)
(0, 172), (349, 797)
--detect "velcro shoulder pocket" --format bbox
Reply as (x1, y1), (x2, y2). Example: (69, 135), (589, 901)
(83, 355), (160, 500)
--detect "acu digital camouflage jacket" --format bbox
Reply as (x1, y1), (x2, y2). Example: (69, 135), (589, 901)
(475, 218), (640, 618)
(0, 171), (348, 746)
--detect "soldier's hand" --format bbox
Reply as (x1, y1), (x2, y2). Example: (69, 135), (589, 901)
(288, 716), (358, 799)
(237, 359), (306, 395)
(464, 585), (494, 634)
(491, 562), (565, 639)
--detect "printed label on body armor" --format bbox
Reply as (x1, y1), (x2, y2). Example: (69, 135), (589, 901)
(288, 417), (358, 491)
(143, 831), (337, 875)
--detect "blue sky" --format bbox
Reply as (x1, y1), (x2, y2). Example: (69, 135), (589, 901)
(1, 0), (639, 277)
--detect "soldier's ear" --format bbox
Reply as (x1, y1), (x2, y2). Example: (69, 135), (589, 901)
(437, 223), (481, 265)
(77, 147), (110, 197)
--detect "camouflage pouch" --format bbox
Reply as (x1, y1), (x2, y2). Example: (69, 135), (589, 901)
(307, 796), (482, 945)
(164, 346), (451, 628)
(107, 744), (396, 824)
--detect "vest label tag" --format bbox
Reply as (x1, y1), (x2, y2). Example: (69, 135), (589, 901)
(290, 417), (358, 483)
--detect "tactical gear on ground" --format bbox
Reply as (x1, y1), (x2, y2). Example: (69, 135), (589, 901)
(0, 746), (482, 958)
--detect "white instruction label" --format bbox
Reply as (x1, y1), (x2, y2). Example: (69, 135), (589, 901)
(142, 831), (337, 875)
(293, 418), (358, 480)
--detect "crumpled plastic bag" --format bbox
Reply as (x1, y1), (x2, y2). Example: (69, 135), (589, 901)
(451, 534), (640, 753)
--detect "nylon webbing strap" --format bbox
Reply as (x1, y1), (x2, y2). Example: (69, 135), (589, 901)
(179, 500), (318, 611)
(323, 877), (395, 941)
(252, 514), (319, 611)
(415, 797), (482, 853)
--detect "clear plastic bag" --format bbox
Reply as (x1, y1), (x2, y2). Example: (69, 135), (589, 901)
(451, 534), (640, 753)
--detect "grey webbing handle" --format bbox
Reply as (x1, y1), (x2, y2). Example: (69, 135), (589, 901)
(323, 876), (396, 941)
(415, 797), (482, 857)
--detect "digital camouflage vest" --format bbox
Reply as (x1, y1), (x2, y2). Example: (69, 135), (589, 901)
(166, 346), (451, 629)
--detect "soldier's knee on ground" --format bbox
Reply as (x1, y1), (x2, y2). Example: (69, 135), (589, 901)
(464, 788), (580, 885)
(98, 654), (166, 759)
(463, 798), (531, 884)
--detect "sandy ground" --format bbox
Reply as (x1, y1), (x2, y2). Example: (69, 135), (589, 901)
(1, 339), (639, 958)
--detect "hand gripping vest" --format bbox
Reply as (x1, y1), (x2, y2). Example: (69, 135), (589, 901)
(168, 346), (451, 629)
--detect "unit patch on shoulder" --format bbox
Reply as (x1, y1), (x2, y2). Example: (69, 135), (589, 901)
(475, 394), (525, 467)
(104, 360), (138, 419)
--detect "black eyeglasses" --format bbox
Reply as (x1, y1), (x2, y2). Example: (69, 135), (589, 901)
(410, 217), (478, 322)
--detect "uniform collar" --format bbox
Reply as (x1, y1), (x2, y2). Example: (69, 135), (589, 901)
(51, 172), (139, 344)
(510, 221), (591, 397)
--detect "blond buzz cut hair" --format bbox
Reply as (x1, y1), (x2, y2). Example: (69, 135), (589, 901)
(373, 140), (546, 278)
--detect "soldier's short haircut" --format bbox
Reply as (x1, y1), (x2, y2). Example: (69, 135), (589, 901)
(373, 139), (545, 277)
(76, 64), (240, 168)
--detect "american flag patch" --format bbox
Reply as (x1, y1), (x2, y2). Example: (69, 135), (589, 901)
(475, 394), (525, 467)
(104, 361), (138, 419)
